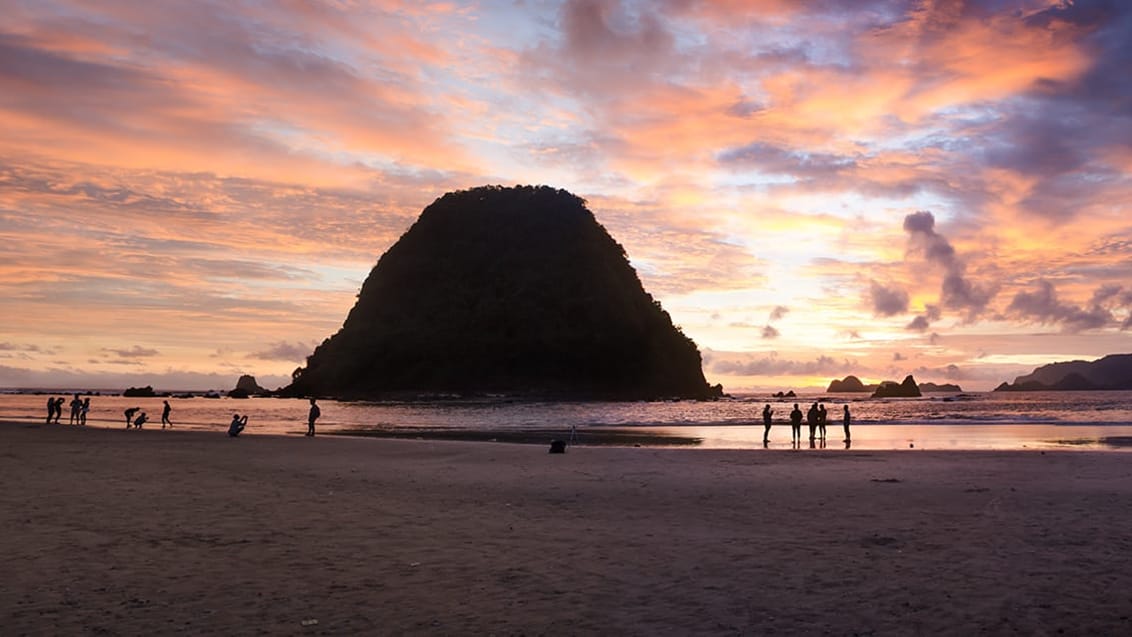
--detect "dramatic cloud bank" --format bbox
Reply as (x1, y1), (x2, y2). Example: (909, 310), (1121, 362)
(1, 0), (1130, 391)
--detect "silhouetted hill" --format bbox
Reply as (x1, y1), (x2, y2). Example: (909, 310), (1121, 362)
(228, 374), (267, 398)
(827, 375), (958, 393)
(282, 185), (719, 401)
(995, 354), (1132, 391)
(827, 375), (868, 392)
(872, 375), (922, 398)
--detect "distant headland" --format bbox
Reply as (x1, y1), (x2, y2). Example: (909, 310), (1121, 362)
(826, 375), (959, 396)
(281, 185), (722, 401)
(994, 354), (1132, 391)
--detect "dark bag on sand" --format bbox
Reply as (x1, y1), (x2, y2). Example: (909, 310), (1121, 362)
(548, 440), (567, 454)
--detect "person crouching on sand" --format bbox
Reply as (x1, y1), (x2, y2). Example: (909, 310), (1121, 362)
(228, 414), (248, 437)
(133, 411), (148, 429)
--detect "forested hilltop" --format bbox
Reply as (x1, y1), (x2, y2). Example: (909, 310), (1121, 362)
(283, 185), (719, 401)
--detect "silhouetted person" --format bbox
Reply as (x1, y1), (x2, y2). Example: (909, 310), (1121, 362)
(789, 403), (803, 442)
(133, 412), (148, 429)
(817, 403), (827, 440)
(80, 397), (90, 426)
(306, 398), (320, 437)
(762, 404), (773, 444)
(162, 400), (172, 429)
(806, 403), (817, 441)
(228, 413), (248, 437)
(54, 397), (64, 424)
(69, 393), (82, 425)
(124, 407), (140, 428)
(843, 404), (852, 442)
(45, 397), (55, 424)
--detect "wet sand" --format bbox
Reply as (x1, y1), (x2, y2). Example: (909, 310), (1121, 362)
(3, 421), (1132, 635)
(330, 426), (704, 446)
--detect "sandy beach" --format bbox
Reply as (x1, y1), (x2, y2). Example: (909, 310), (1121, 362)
(3, 422), (1132, 635)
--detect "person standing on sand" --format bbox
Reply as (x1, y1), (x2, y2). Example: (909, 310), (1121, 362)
(228, 413), (248, 437)
(69, 393), (82, 425)
(789, 403), (803, 443)
(806, 403), (818, 441)
(161, 400), (172, 429)
(843, 405), (852, 442)
(45, 397), (56, 424)
(124, 406), (140, 428)
(306, 398), (320, 437)
(817, 403), (827, 440)
(762, 404), (773, 444)
(54, 397), (65, 424)
(80, 397), (90, 426)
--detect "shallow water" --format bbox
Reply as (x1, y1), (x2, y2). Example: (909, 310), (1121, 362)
(4, 390), (1132, 451)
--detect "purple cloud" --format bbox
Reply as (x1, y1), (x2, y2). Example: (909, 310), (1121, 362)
(868, 280), (909, 317)
(711, 354), (845, 376)
(1006, 280), (1118, 332)
(249, 341), (315, 361)
(103, 346), (160, 358)
(903, 211), (995, 320)
(906, 305), (941, 332)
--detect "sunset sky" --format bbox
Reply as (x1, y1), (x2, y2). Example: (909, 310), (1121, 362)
(1, 0), (1130, 392)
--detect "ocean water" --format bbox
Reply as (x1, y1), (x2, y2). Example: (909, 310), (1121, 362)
(3, 390), (1132, 451)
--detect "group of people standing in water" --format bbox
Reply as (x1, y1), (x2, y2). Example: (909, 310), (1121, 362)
(121, 402), (171, 429)
(46, 395), (173, 429)
(46, 394), (320, 438)
(761, 402), (851, 447)
(44, 394), (91, 426)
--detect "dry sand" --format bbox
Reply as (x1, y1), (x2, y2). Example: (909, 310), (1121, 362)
(3, 422), (1132, 635)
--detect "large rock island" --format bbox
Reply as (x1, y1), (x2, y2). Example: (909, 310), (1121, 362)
(826, 375), (869, 393)
(871, 375), (922, 398)
(228, 374), (268, 398)
(282, 185), (719, 401)
(827, 375), (959, 394)
(994, 354), (1132, 391)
